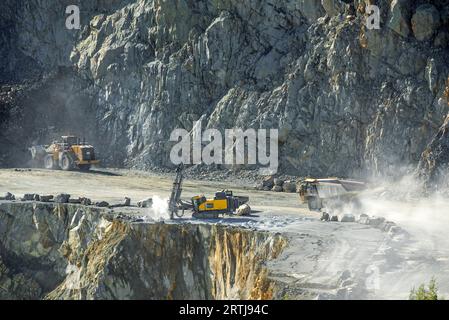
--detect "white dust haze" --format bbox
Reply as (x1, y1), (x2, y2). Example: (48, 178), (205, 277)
(149, 195), (170, 220)
(357, 173), (449, 298)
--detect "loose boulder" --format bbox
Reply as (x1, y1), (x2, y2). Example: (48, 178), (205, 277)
(274, 178), (284, 187)
(272, 185), (283, 192)
(254, 182), (264, 190)
(95, 201), (109, 208)
(236, 204), (251, 216)
(262, 176), (275, 189)
(137, 198), (153, 208)
(54, 193), (70, 203)
(321, 212), (330, 221)
(339, 214), (355, 222)
(39, 195), (54, 202)
(368, 216), (385, 227)
(110, 197), (132, 208)
(80, 197), (92, 206)
(21, 194), (37, 201)
(0, 192), (15, 200)
(282, 180), (296, 193)
(411, 4), (441, 41)
(380, 220), (396, 233)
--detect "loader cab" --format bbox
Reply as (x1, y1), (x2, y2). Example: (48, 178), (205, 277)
(62, 136), (79, 146)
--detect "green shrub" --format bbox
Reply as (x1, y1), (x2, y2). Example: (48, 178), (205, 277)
(409, 278), (439, 300)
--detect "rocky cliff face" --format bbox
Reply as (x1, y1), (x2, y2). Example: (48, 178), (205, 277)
(1, 0), (449, 178)
(0, 202), (286, 299)
(418, 114), (449, 190)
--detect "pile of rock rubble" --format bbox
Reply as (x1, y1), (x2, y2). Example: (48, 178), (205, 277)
(0, 191), (147, 209)
(254, 176), (298, 193)
(320, 212), (405, 238)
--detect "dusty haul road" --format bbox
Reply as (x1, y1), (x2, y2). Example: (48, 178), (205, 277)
(1, 168), (449, 299)
(0, 168), (309, 215)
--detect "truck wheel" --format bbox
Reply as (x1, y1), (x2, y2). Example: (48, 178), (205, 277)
(44, 155), (55, 170)
(78, 164), (91, 171)
(60, 154), (73, 171)
(307, 196), (321, 211)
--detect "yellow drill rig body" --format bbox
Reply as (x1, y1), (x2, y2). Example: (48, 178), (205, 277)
(168, 164), (247, 219)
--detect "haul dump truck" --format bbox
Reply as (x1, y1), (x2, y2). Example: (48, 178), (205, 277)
(30, 135), (99, 171)
(168, 164), (249, 219)
(299, 178), (366, 212)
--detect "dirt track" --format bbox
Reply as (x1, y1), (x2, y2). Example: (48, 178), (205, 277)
(0, 168), (312, 216)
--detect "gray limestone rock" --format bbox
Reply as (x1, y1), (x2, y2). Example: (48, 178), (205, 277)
(412, 4), (441, 41)
(282, 181), (296, 193)
(21, 194), (37, 201)
(0, 192), (15, 201)
(95, 201), (109, 208)
(39, 195), (54, 202)
(0, 0), (448, 183)
(54, 194), (70, 204)
(236, 204), (251, 216)
(339, 214), (355, 223)
(124, 197), (131, 206)
(274, 178), (284, 187)
(388, 0), (412, 38)
(137, 198), (153, 208)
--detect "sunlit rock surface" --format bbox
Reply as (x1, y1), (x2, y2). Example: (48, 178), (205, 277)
(1, 0), (449, 177)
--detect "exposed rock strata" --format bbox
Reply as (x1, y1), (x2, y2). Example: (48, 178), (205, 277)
(1, 0), (449, 179)
(0, 202), (286, 300)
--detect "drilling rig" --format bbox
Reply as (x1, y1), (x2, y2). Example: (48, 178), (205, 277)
(167, 164), (249, 219)
(168, 164), (187, 219)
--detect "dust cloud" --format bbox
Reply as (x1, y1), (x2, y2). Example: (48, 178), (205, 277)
(361, 172), (449, 238)
(357, 172), (449, 298)
(149, 195), (170, 221)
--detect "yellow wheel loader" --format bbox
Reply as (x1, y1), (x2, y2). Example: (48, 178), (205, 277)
(30, 135), (100, 171)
